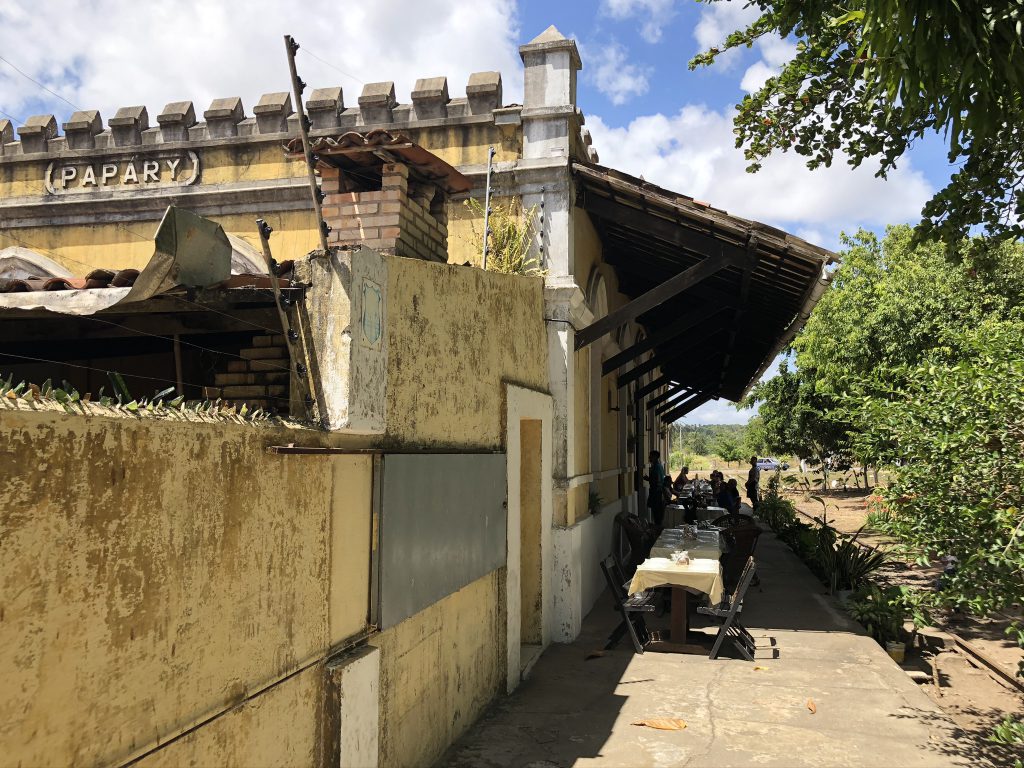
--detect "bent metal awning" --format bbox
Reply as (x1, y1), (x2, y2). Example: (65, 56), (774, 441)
(572, 162), (835, 423)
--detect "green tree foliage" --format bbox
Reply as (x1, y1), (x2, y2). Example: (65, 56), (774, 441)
(742, 414), (769, 457)
(746, 224), (1024, 703)
(856, 323), (1024, 616)
(690, 1), (1024, 244)
(794, 226), (1024, 398)
(713, 433), (745, 465)
(741, 359), (850, 475)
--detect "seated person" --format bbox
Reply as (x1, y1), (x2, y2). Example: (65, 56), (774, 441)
(717, 478), (741, 517)
(673, 466), (690, 491)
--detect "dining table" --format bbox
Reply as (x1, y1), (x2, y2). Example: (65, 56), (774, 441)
(628, 529), (726, 652)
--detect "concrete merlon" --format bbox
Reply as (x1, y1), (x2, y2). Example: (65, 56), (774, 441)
(587, 146), (599, 164)
(62, 110), (103, 150)
(359, 81), (396, 124)
(307, 86), (344, 129)
(18, 114), (57, 154)
(109, 106), (149, 147)
(157, 101), (197, 142)
(254, 92), (293, 134)
(466, 71), (502, 115)
(411, 77), (449, 120)
(580, 126), (592, 146)
(204, 97), (245, 138)
(0, 118), (12, 154)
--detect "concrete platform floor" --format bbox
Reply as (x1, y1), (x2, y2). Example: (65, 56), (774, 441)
(441, 532), (973, 768)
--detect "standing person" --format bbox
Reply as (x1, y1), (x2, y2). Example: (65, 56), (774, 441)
(745, 456), (760, 511)
(644, 450), (667, 528)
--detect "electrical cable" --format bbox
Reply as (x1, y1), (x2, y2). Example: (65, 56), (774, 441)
(0, 54), (81, 112)
(82, 315), (293, 374)
(0, 350), (290, 405)
(299, 48), (365, 86)
(0, 107), (25, 124)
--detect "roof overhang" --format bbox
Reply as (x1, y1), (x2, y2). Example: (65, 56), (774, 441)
(573, 162), (835, 419)
(284, 128), (472, 195)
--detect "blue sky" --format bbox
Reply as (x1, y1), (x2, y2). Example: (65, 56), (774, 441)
(0, 0), (954, 425)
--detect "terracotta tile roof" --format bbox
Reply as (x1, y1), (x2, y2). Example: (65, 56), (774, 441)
(285, 128), (472, 194)
(1, 268), (140, 293)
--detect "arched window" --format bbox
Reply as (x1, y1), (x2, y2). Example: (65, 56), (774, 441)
(0, 247), (73, 281)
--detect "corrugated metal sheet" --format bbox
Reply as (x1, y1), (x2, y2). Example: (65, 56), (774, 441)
(376, 453), (507, 629)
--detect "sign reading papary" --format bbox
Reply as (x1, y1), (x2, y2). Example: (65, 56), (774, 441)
(45, 151), (199, 194)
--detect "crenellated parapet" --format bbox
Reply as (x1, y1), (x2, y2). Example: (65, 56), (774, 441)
(0, 71), (526, 162)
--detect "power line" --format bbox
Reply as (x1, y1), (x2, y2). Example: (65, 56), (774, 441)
(0, 54), (81, 113)
(300, 48), (365, 86)
(83, 315), (292, 375)
(0, 350), (291, 405)
(0, 107), (25, 124)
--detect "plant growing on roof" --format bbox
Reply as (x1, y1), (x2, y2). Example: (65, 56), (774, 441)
(463, 198), (546, 277)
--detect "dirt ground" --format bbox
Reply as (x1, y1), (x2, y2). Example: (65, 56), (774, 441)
(787, 489), (1024, 763)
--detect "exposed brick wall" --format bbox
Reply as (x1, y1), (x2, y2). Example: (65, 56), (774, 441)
(203, 333), (289, 414)
(320, 162), (448, 262)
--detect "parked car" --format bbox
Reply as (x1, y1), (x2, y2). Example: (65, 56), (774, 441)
(756, 457), (784, 471)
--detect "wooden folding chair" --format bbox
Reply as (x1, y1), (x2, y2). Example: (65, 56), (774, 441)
(698, 556), (758, 660)
(600, 555), (656, 653)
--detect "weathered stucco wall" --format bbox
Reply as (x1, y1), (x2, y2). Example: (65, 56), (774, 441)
(0, 410), (372, 767)
(385, 257), (548, 449)
(0, 120), (517, 276)
(372, 571), (505, 768)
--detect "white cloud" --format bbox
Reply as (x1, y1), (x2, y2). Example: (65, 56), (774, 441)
(587, 105), (933, 244)
(692, 0), (762, 70)
(583, 41), (651, 105)
(739, 60), (775, 93)
(740, 34), (797, 93)
(0, 0), (522, 124)
(601, 0), (677, 43)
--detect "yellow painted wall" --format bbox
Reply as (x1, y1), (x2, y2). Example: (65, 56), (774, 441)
(0, 409), (372, 767)
(0, 208), (320, 275)
(0, 122), (517, 276)
(135, 663), (326, 768)
(385, 257), (548, 449)
(372, 571), (505, 768)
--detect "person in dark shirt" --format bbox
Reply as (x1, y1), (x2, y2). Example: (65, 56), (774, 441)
(644, 450), (667, 528)
(718, 478), (741, 517)
(673, 466), (690, 491)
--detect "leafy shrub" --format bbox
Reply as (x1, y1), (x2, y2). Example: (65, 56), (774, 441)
(846, 584), (906, 644)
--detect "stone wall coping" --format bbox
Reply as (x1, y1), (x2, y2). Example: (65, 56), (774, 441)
(0, 104), (525, 165)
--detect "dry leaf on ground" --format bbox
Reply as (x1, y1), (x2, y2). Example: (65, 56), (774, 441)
(631, 718), (687, 730)
(584, 649), (606, 660)
(753, 666), (770, 671)
(807, 698), (817, 714)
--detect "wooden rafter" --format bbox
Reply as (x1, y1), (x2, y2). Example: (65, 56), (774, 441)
(575, 248), (741, 350)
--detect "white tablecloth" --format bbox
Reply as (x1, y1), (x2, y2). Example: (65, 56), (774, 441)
(628, 557), (724, 603)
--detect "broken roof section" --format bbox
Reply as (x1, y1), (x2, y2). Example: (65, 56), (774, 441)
(284, 128), (472, 195)
(573, 161), (835, 416)
(0, 206), (262, 315)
